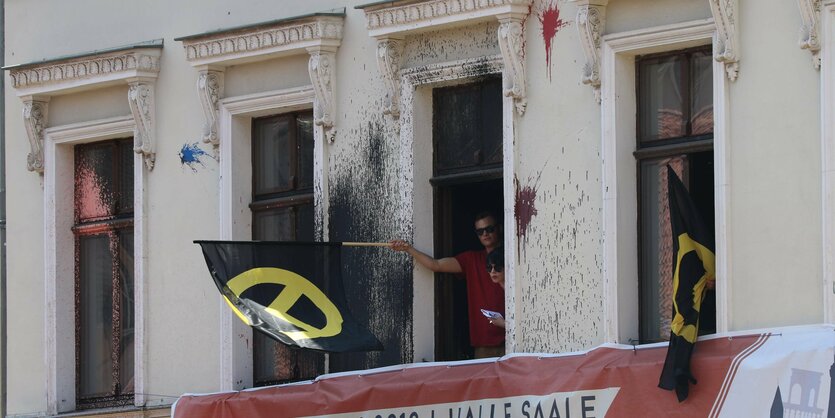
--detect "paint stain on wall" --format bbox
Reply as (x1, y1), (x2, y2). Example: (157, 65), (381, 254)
(515, 171), (542, 256)
(329, 118), (413, 372)
(179, 142), (212, 172)
(538, 1), (570, 81)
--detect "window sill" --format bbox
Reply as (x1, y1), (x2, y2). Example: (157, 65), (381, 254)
(54, 405), (171, 418)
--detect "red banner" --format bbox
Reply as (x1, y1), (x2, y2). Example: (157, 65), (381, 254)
(173, 325), (835, 417)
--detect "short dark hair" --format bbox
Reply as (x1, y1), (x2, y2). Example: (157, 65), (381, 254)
(474, 210), (498, 223)
(486, 247), (504, 269)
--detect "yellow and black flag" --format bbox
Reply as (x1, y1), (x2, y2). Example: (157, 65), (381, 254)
(196, 241), (383, 353)
(658, 166), (715, 402)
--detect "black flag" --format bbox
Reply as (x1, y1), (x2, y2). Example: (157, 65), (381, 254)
(658, 165), (715, 402)
(196, 240), (383, 353)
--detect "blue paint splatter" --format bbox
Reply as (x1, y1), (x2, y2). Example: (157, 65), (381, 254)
(179, 142), (211, 172)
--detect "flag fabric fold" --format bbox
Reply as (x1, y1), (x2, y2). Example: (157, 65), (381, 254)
(196, 240), (383, 353)
(658, 165), (716, 402)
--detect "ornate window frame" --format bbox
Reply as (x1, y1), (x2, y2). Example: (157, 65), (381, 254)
(175, 10), (344, 150)
(5, 40), (162, 172)
(43, 116), (148, 414)
(599, 19), (731, 343)
(3, 41), (161, 414)
(395, 55), (520, 355)
(357, 0), (532, 120)
(216, 86), (318, 390)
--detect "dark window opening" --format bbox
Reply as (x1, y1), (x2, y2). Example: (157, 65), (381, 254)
(250, 111), (323, 386)
(636, 47), (716, 343)
(74, 138), (134, 410)
(432, 76), (504, 361)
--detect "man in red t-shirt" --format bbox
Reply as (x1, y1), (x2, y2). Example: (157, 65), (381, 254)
(390, 211), (505, 359)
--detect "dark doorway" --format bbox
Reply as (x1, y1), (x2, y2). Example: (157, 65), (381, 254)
(431, 76), (503, 360)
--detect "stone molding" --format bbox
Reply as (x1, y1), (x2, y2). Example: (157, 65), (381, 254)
(376, 37), (405, 119)
(178, 14), (344, 145)
(22, 97), (49, 173)
(128, 80), (156, 170)
(360, 0), (531, 37)
(359, 0), (531, 118)
(8, 49), (161, 96)
(197, 68), (225, 151)
(178, 17), (344, 67)
(797, 0), (823, 69)
(5, 42), (162, 174)
(498, 18), (527, 115)
(307, 48), (338, 143)
(708, 0), (739, 81)
(573, 0), (608, 103)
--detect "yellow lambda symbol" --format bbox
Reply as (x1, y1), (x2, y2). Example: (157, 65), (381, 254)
(670, 233), (715, 344)
(224, 267), (343, 341)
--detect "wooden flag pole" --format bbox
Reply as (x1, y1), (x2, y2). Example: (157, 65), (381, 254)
(342, 242), (391, 247)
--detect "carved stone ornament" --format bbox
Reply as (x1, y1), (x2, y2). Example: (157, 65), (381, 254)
(797, 0), (822, 69)
(308, 50), (337, 143)
(128, 81), (156, 170)
(180, 19), (344, 65)
(709, 0), (739, 81)
(575, 1), (607, 103)
(498, 19), (527, 115)
(376, 38), (404, 119)
(22, 98), (49, 173)
(363, 0), (531, 34)
(197, 69), (225, 149)
(9, 52), (161, 91)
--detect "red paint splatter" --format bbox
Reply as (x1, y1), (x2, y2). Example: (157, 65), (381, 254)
(515, 176), (539, 253)
(538, 1), (570, 81)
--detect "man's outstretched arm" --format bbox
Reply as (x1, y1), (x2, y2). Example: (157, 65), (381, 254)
(390, 240), (462, 273)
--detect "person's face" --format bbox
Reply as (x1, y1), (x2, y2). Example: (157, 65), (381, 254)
(474, 216), (500, 248)
(487, 264), (505, 288)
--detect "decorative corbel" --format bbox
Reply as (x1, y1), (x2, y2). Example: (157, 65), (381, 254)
(307, 48), (337, 143)
(22, 96), (49, 173)
(376, 37), (404, 119)
(197, 67), (225, 151)
(797, 0), (822, 69)
(498, 17), (527, 115)
(128, 80), (156, 170)
(709, 0), (739, 81)
(575, 0), (608, 103)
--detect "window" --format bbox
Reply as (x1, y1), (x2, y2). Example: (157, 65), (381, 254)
(250, 111), (323, 386)
(635, 47), (716, 342)
(73, 138), (134, 409)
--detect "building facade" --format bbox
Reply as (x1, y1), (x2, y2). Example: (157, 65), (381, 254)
(2, 0), (834, 416)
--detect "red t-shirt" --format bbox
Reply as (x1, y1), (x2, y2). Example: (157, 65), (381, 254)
(454, 250), (505, 347)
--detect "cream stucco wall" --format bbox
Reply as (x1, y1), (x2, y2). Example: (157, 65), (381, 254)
(3, 0), (832, 416)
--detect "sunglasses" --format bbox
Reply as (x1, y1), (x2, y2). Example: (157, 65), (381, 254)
(475, 224), (497, 236)
(487, 264), (504, 273)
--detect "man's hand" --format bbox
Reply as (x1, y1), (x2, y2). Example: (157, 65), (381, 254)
(489, 317), (506, 329)
(389, 239), (412, 252)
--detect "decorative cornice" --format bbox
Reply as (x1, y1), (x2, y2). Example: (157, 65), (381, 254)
(307, 48), (337, 143)
(197, 68), (225, 150)
(6, 42), (162, 97)
(178, 16), (344, 67)
(22, 97), (49, 173)
(574, 0), (607, 103)
(128, 80), (156, 170)
(708, 0), (739, 81)
(358, 0), (531, 37)
(498, 18), (527, 115)
(797, 0), (822, 69)
(376, 37), (405, 119)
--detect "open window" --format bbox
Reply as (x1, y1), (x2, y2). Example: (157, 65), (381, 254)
(431, 77), (503, 360)
(635, 47), (716, 342)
